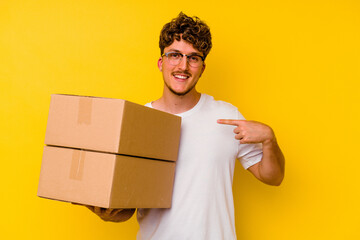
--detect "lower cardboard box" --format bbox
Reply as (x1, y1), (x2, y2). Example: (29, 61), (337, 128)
(38, 146), (176, 208)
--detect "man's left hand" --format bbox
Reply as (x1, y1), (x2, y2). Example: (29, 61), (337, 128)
(217, 119), (275, 144)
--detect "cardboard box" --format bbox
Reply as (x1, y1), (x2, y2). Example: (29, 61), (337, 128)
(45, 94), (181, 162)
(39, 94), (181, 208)
(38, 146), (176, 208)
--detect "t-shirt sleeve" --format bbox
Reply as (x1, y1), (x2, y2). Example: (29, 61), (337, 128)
(236, 111), (263, 169)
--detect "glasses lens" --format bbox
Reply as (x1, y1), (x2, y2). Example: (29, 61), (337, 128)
(187, 55), (202, 67)
(167, 53), (182, 65)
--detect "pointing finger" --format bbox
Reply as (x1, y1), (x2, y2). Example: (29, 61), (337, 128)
(217, 119), (239, 126)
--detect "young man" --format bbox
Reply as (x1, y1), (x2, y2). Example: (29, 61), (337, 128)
(88, 12), (285, 239)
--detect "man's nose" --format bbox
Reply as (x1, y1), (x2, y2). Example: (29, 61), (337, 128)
(177, 55), (189, 70)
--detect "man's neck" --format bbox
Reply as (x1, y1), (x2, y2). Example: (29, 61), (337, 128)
(152, 89), (201, 114)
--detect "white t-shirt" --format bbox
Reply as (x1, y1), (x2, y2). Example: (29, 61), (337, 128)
(137, 94), (262, 240)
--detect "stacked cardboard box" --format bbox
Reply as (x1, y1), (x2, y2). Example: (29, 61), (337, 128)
(38, 94), (181, 208)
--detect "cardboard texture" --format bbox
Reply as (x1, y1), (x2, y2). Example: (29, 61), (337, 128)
(38, 94), (181, 208)
(38, 146), (176, 208)
(45, 94), (181, 161)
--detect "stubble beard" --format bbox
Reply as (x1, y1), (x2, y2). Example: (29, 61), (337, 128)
(164, 79), (198, 96)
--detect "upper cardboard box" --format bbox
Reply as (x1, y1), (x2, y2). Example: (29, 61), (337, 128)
(44, 94), (181, 161)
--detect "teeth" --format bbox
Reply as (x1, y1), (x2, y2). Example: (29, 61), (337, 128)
(174, 75), (188, 79)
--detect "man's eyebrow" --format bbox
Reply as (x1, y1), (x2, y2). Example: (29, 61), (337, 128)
(167, 49), (202, 55)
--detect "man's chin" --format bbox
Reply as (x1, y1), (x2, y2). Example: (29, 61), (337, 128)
(169, 86), (194, 96)
(165, 82), (196, 97)
(169, 89), (188, 96)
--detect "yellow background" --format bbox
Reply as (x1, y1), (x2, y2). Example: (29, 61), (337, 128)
(1, 0), (359, 239)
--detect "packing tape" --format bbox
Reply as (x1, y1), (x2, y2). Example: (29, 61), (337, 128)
(77, 97), (93, 124)
(70, 149), (85, 180)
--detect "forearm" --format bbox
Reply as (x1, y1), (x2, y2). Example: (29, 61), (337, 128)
(258, 138), (285, 186)
(217, 118), (285, 185)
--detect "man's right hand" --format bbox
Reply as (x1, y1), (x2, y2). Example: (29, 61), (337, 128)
(76, 204), (135, 222)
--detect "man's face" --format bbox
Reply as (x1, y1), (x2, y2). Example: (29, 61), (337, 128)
(158, 39), (206, 96)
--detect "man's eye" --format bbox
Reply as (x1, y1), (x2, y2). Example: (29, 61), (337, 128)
(189, 55), (200, 62)
(169, 53), (181, 58)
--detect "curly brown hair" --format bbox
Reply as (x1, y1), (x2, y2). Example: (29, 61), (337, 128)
(159, 12), (212, 59)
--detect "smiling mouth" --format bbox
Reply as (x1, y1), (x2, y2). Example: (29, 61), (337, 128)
(173, 73), (190, 80)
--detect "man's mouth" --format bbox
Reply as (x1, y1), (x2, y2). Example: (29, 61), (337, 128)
(173, 73), (190, 80)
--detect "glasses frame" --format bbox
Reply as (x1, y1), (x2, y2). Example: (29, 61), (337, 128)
(162, 52), (205, 67)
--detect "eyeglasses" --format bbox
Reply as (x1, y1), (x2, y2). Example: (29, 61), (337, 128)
(162, 52), (205, 67)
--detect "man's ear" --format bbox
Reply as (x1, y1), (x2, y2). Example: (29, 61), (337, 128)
(157, 57), (163, 72)
(200, 62), (206, 77)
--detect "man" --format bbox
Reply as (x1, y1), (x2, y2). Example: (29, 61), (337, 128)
(87, 12), (285, 239)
